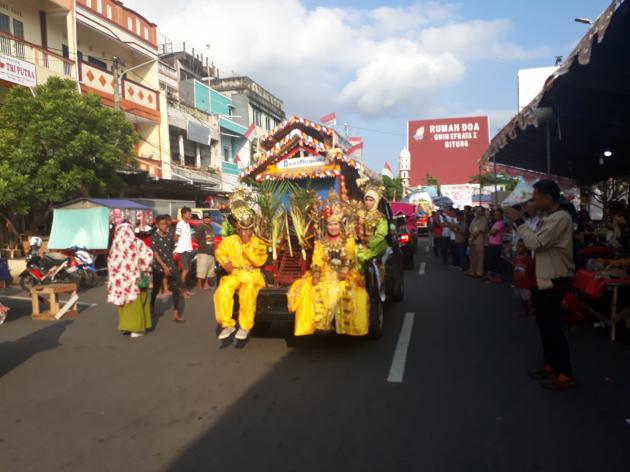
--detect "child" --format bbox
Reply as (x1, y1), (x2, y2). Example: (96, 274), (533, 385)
(513, 239), (535, 317)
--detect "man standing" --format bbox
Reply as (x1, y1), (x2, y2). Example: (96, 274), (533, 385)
(214, 206), (267, 341)
(150, 215), (183, 322)
(506, 180), (577, 390)
(195, 211), (216, 291)
(174, 207), (193, 296)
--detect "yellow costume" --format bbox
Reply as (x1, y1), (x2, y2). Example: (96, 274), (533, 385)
(288, 232), (369, 337)
(213, 234), (267, 331)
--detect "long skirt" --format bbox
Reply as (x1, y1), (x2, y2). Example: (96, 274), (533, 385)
(288, 271), (369, 337)
(118, 292), (152, 333)
(468, 244), (485, 277)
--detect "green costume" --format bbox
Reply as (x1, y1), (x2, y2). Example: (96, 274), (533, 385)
(357, 213), (389, 265)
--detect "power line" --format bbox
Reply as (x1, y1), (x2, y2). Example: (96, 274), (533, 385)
(348, 125), (406, 137)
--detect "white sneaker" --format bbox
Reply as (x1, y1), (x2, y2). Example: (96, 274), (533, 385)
(235, 328), (250, 340)
(130, 332), (145, 338)
(218, 326), (236, 340)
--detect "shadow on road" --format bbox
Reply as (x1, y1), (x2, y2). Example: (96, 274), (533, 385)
(0, 320), (73, 376)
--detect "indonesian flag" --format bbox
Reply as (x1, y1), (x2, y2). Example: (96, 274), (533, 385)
(348, 136), (363, 145)
(381, 162), (393, 178)
(234, 154), (243, 168)
(347, 141), (364, 161)
(320, 112), (336, 127)
(244, 122), (257, 140)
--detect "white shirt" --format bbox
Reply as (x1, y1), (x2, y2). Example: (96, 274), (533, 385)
(174, 220), (193, 253)
(448, 216), (457, 241)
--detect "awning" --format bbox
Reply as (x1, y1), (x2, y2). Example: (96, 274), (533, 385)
(480, 0), (630, 183)
(48, 208), (111, 250)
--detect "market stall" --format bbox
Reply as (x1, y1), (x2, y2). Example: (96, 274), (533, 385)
(480, 0), (630, 339)
(48, 198), (153, 250)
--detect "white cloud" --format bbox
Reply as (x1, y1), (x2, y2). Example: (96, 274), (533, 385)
(127, 0), (546, 119)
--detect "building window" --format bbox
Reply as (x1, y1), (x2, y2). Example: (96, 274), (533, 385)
(88, 56), (107, 70)
(136, 19), (141, 35)
(144, 27), (149, 40)
(86, 0), (92, 7)
(223, 146), (230, 162)
(96, 0), (102, 14)
(253, 108), (262, 127)
(265, 116), (271, 131)
(106, 5), (112, 19)
(127, 17), (133, 30)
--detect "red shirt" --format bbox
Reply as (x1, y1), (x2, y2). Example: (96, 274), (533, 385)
(513, 253), (536, 289)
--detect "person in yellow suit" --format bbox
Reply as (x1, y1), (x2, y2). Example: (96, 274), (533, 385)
(213, 206), (267, 340)
(288, 199), (369, 336)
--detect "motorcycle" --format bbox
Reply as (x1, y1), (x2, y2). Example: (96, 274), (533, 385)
(66, 246), (98, 288)
(19, 237), (76, 293)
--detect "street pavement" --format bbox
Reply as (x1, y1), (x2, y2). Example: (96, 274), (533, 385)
(1, 239), (630, 471)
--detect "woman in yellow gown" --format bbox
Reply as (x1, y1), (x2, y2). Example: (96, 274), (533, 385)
(287, 203), (369, 336)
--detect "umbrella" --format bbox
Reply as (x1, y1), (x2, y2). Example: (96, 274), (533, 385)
(432, 196), (453, 208)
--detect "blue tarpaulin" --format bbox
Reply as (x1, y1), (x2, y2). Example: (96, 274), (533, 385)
(48, 208), (111, 250)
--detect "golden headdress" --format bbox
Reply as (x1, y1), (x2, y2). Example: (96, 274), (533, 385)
(318, 188), (356, 237)
(357, 176), (385, 207)
(229, 187), (256, 230)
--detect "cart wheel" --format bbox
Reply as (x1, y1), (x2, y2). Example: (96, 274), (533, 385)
(368, 296), (384, 340)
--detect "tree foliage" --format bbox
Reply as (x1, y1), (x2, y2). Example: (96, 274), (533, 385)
(0, 77), (136, 217)
(382, 175), (403, 201)
(469, 173), (519, 192)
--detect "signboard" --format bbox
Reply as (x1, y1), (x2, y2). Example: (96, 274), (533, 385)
(518, 67), (557, 111)
(0, 53), (36, 87)
(407, 116), (489, 186)
(276, 156), (326, 170)
(440, 184), (481, 209)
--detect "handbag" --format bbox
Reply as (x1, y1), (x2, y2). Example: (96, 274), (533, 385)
(135, 241), (150, 291)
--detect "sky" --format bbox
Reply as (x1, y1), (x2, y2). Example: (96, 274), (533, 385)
(127, 0), (609, 171)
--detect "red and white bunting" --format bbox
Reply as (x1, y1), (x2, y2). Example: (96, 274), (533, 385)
(234, 154), (243, 168)
(244, 122), (257, 140)
(320, 112), (336, 127)
(347, 141), (364, 161)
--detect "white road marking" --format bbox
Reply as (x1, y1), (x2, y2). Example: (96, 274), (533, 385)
(0, 295), (97, 308)
(425, 245), (430, 253)
(418, 262), (426, 275)
(387, 312), (416, 383)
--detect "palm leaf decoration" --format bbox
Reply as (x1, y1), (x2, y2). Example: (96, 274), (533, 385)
(252, 179), (293, 255)
(289, 185), (317, 260)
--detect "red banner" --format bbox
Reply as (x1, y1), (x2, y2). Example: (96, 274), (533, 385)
(407, 116), (489, 186)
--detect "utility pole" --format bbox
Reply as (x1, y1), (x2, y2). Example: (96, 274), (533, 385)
(344, 122), (351, 139)
(112, 56), (121, 111)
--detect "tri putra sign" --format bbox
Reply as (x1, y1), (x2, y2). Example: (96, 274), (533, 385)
(0, 53), (36, 88)
(407, 116), (490, 186)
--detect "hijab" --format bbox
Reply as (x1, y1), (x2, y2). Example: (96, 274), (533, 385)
(107, 223), (153, 307)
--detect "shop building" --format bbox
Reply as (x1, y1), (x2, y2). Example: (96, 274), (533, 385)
(0, 0), (77, 100)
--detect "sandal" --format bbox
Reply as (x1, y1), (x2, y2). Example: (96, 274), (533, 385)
(541, 374), (578, 390)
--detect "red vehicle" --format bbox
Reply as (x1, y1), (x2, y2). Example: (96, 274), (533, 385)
(390, 202), (418, 270)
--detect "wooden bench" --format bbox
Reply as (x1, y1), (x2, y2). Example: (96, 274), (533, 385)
(30, 283), (79, 321)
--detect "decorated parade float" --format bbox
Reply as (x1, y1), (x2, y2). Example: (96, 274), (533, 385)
(235, 115), (405, 337)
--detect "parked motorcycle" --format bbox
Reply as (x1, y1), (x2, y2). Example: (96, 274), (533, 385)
(19, 237), (76, 293)
(66, 246), (98, 288)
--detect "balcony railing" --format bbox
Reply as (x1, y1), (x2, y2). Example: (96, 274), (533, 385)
(79, 61), (159, 114)
(171, 162), (220, 186)
(0, 32), (75, 79)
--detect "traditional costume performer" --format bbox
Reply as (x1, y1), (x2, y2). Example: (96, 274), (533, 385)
(356, 180), (389, 265)
(288, 197), (369, 336)
(213, 201), (268, 340)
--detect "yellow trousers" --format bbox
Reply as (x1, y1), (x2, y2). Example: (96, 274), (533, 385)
(213, 269), (265, 331)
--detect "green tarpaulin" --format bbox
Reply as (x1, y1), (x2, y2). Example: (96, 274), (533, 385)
(48, 208), (110, 250)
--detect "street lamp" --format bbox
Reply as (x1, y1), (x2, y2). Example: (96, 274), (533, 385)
(113, 56), (164, 110)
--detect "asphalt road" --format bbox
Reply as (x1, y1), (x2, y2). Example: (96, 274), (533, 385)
(1, 239), (630, 471)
